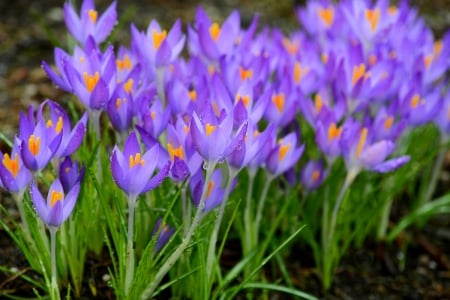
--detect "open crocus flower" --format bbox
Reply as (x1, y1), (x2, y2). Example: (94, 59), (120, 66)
(340, 122), (410, 181)
(37, 100), (87, 159)
(19, 116), (62, 173)
(0, 138), (32, 194)
(300, 160), (326, 191)
(266, 132), (305, 176)
(110, 131), (169, 199)
(64, 0), (117, 46)
(30, 178), (81, 228)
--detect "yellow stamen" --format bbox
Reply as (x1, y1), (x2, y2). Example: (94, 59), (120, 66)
(327, 123), (342, 142)
(318, 7), (334, 27)
(183, 125), (189, 134)
(208, 65), (215, 75)
(206, 180), (215, 198)
(205, 123), (216, 136)
(278, 143), (291, 161)
(124, 78), (134, 94)
(356, 127), (368, 158)
(2, 153), (19, 178)
(312, 170), (320, 182)
(321, 53), (328, 63)
(152, 29), (167, 50)
(116, 55), (132, 71)
(83, 71), (100, 93)
(79, 56), (85, 64)
(88, 9), (98, 24)
(151, 111), (156, 120)
(352, 63), (366, 86)
(28, 135), (41, 156)
(46, 120), (53, 128)
(209, 22), (221, 42)
(384, 116), (394, 130)
(365, 9), (380, 32)
(50, 190), (63, 207)
(188, 90), (197, 101)
(167, 143), (184, 161)
(314, 94), (323, 113)
(212, 101), (221, 117)
(434, 40), (443, 57)
(272, 93), (285, 113)
(129, 153), (145, 168)
(239, 67), (253, 81)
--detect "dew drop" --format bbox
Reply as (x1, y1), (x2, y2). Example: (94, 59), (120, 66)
(202, 161), (208, 170)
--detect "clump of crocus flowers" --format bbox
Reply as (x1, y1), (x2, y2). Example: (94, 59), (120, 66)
(1, 0), (449, 298)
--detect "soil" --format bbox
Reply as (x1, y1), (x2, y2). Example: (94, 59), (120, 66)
(1, 0), (450, 299)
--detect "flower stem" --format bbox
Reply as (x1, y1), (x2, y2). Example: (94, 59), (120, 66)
(254, 173), (274, 245)
(124, 195), (137, 295)
(49, 227), (60, 300)
(140, 162), (217, 299)
(206, 166), (238, 282)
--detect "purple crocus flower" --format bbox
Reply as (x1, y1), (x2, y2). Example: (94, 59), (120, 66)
(0, 138), (32, 194)
(190, 168), (226, 212)
(64, 0), (117, 46)
(19, 115), (62, 173)
(152, 218), (175, 253)
(37, 100), (87, 159)
(59, 157), (85, 194)
(340, 122), (410, 179)
(300, 160), (326, 191)
(110, 131), (169, 199)
(266, 132), (305, 176)
(30, 178), (80, 227)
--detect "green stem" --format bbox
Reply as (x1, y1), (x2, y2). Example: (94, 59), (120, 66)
(243, 170), (256, 256)
(376, 196), (393, 240)
(140, 162), (217, 299)
(49, 227), (60, 300)
(125, 195), (137, 295)
(206, 166), (238, 283)
(422, 146), (446, 206)
(254, 173), (274, 244)
(14, 191), (30, 239)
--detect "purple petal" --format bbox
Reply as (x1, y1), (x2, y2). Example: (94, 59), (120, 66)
(30, 183), (48, 223)
(371, 156), (410, 173)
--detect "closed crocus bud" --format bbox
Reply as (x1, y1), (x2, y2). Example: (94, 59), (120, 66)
(301, 160), (325, 191)
(59, 157), (85, 194)
(152, 218), (175, 253)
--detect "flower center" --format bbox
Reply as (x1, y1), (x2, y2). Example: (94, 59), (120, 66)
(356, 127), (368, 158)
(117, 55), (132, 71)
(318, 7), (334, 27)
(209, 23), (221, 42)
(129, 153), (145, 168)
(167, 143), (184, 161)
(272, 93), (285, 113)
(152, 29), (167, 50)
(365, 9), (380, 32)
(88, 9), (98, 24)
(239, 67), (253, 81)
(327, 123), (342, 142)
(28, 135), (41, 156)
(205, 123), (217, 137)
(83, 72), (100, 93)
(278, 143), (291, 161)
(50, 190), (63, 207)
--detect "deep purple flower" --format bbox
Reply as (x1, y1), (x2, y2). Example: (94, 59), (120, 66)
(0, 138), (32, 194)
(64, 0), (117, 45)
(152, 218), (175, 253)
(59, 157), (85, 194)
(110, 131), (169, 198)
(30, 178), (80, 227)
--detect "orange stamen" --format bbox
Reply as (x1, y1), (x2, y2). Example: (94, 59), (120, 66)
(28, 135), (41, 156)
(365, 9), (380, 32)
(152, 29), (167, 50)
(272, 93), (285, 113)
(115, 98), (122, 109)
(206, 180), (215, 198)
(2, 153), (19, 178)
(384, 116), (394, 130)
(205, 123), (216, 136)
(318, 7), (334, 27)
(352, 63), (366, 86)
(356, 127), (368, 158)
(167, 143), (184, 161)
(188, 90), (197, 101)
(327, 123), (342, 142)
(50, 190), (63, 207)
(124, 78), (134, 94)
(282, 38), (299, 55)
(236, 94), (250, 107)
(410, 94), (421, 108)
(88, 9), (98, 24)
(314, 94), (323, 113)
(369, 54), (377, 66)
(83, 72), (100, 92)
(239, 67), (253, 81)
(209, 23), (221, 42)
(278, 143), (291, 161)
(116, 55), (132, 71)
(129, 153), (145, 168)
(312, 170), (320, 182)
